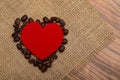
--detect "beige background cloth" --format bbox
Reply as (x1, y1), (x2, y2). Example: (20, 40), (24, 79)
(0, 0), (113, 80)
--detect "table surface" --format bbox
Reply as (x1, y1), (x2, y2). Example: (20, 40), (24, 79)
(64, 0), (120, 80)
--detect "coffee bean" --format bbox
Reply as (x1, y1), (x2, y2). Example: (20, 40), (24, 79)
(11, 32), (18, 38)
(14, 18), (21, 25)
(14, 28), (20, 33)
(23, 21), (28, 26)
(59, 20), (65, 27)
(36, 59), (43, 64)
(25, 49), (31, 55)
(14, 37), (20, 42)
(33, 60), (39, 67)
(20, 48), (26, 54)
(16, 43), (22, 50)
(50, 17), (57, 22)
(21, 15), (28, 22)
(28, 59), (35, 64)
(43, 17), (49, 23)
(58, 46), (65, 52)
(62, 39), (68, 44)
(44, 61), (51, 68)
(36, 19), (41, 23)
(20, 25), (25, 31)
(63, 29), (69, 35)
(19, 40), (23, 45)
(24, 54), (31, 59)
(56, 18), (60, 23)
(28, 18), (34, 22)
(41, 22), (45, 27)
(13, 24), (19, 28)
(51, 54), (58, 59)
(38, 64), (42, 69)
(41, 65), (47, 72)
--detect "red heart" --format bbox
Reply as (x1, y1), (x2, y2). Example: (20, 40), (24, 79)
(20, 22), (64, 60)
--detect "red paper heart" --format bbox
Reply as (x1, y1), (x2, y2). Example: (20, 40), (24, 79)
(20, 22), (64, 60)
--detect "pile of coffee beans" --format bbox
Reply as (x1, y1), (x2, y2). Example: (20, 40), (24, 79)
(11, 15), (68, 72)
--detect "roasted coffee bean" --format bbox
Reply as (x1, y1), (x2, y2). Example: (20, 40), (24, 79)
(13, 24), (19, 28)
(19, 40), (23, 45)
(14, 37), (20, 42)
(23, 21), (28, 26)
(51, 54), (58, 59)
(44, 61), (51, 68)
(20, 48), (26, 54)
(50, 17), (57, 22)
(56, 18), (60, 23)
(28, 18), (34, 22)
(14, 18), (21, 25)
(24, 54), (31, 59)
(14, 28), (20, 33)
(21, 15), (28, 22)
(16, 43), (22, 50)
(59, 20), (65, 27)
(25, 49), (31, 55)
(62, 39), (68, 44)
(36, 59), (43, 64)
(48, 56), (54, 62)
(38, 64), (42, 69)
(20, 25), (25, 31)
(11, 32), (18, 38)
(36, 19), (41, 23)
(28, 59), (35, 64)
(41, 22), (45, 27)
(63, 29), (69, 35)
(58, 46), (65, 52)
(41, 65), (47, 72)
(43, 17), (49, 23)
(33, 60), (39, 67)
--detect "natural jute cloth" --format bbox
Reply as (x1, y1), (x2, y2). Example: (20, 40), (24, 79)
(0, 0), (113, 80)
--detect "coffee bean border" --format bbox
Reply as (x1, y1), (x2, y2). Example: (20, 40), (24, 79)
(11, 15), (69, 72)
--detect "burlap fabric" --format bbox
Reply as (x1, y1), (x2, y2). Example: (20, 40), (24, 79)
(0, 0), (113, 80)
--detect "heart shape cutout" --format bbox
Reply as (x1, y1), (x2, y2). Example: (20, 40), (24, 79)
(20, 22), (64, 60)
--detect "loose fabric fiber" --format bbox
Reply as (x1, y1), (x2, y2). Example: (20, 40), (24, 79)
(0, 0), (113, 80)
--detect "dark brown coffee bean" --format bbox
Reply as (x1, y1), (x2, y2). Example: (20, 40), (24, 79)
(11, 32), (18, 38)
(28, 59), (35, 64)
(33, 60), (39, 67)
(20, 25), (25, 31)
(23, 21), (28, 26)
(14, 28), (20, 33)
(14, 37), (20, 42)
(56, 18), (60, 23)
(63, 29), (69, 35)
(43, 17), (49, 23)
(38, 64), (42, 69)
(58, 46), (65, 52)
(44, 61), (51, 68)
(13, 24), (19, 28)
(36, 59), (43, 64)
(21, 15), (28, 22)
(36, 19), (41, 23)
(59, 20), (65, 27)
(20, 48), (26, 54)
(62, 39), (68, 44)
(50, 17), (57, 22)
(24, 54), (31, 59)
(28, 18), (34, 22)
(19, 40), (23, 45)
(16, 44), (22, 50)
(14, 18), (21, 25)
(51, 54), (58, 59)
(41, 65), (47, 72)
(25, 49), (31, 55)
(41, 22), (45, 27)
